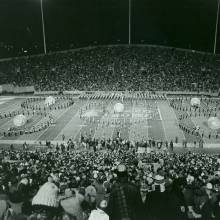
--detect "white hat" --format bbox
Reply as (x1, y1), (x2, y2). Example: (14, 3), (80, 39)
(154, 175), (165, 184)
(32, 182), (59, 207)
(117, 164), (126, 172)
(99, 200), (107, 209)
(187, 175), (195, 183)
(206, 183), (213, 190)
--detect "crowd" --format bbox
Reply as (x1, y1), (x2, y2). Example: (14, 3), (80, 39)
(0, 46), (219, 92)
(0, 139), (220, 220)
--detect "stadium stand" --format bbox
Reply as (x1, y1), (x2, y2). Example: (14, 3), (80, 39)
(0, 46), (220, 220)
(0, 45), (219, 93)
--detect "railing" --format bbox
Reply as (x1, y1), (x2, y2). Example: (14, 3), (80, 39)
(0, 84), (219, 98)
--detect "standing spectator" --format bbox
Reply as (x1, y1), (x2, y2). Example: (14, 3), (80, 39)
(166, 178), (188, 220)
(62, 134), (65, 141)
(144, 175), (168, 220)
(170, 140), (174, 152)
(200, 183), (215, 220)
(107, 164), (143, 220)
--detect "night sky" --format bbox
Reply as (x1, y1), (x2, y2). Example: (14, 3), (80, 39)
(0, 0), (219, 57)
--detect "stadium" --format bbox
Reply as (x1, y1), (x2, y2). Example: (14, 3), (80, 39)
(0, 0), (220, 220)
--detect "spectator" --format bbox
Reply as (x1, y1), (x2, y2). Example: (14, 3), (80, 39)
(107, 164), (143, 220)
(60, 188), (84, 220)
(88, 200), (109, 220)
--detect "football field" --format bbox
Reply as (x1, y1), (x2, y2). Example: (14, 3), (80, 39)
(0, 96), (185, 144)
(0, 96), (219, 148)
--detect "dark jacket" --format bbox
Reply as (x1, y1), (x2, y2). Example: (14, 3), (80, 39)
(144, 189), (168, 220)
(107, 181), (143, 220)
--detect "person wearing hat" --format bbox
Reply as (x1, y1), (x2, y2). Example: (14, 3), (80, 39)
(107, 164), (143, 220)
(199, 183), (215, 220)
(85, 181), (97, 210)
(140, 182), (149, 203)
(88, 199), (109, 220)
(166, 177), (189, 220)
(17, 174), (30, 202)
(31, 181), (61, 220)
(144, 174), (169, 220)
(60, 188), (84, 220)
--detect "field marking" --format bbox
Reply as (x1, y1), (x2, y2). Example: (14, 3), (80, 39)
(110, 103), (120, 139)
(0, 102), (20, 112)
(129, 101), (136, 141)
(92, 101), (112, 140)
(169, 102), (186, 140)
(53, 107), (80, 140)
(91, 100), (117, 140)
(0, 97), (15, 101)
(70, 100), (93, 141)
(158, 107), (168, 141)
(34, 106), (74, 141)
(54, 110), (82, 141)
(128, 101), (148, 141)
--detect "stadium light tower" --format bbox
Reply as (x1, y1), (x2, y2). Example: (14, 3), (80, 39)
(40, 0), (47, 54)
(214, 0), (220, 55)
(128, 0), (131, 45)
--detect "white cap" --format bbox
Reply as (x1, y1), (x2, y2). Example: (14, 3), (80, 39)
(99, 200), (107, 209)
(206, 183), (213, 190)
(154, 175), (165, 184)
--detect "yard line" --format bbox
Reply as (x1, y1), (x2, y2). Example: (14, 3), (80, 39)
(70, 99), (93, 141)
(34, 106), (74, 141)
(92, 101), (112, 140)
(129, 100), (144, 142)
(0, 102), (20, 112)
(168, 101), (186, 140)
(109, 103), (118, 140)
(53, 106), (80, 140)
(55, 108), (83, 141)
(0, 97), (15, 101)
(144, 101), (149, 141)
(158, 107), (168, 141)
(128, 100), (134, 141)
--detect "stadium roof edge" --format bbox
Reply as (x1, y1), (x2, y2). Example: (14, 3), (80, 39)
(0, 43), (218, 62)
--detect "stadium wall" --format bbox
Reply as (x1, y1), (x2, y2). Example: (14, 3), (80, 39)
(34, 91), (59, 95)
(157, 91), (219, 97)
(33, 90), (219, 98)
(0, 84), (34, 94)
